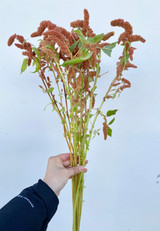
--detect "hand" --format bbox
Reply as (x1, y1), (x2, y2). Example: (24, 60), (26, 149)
(42, 153), (88, 197)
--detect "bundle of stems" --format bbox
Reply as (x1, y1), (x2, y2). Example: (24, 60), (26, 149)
(7, 8), (146, 231)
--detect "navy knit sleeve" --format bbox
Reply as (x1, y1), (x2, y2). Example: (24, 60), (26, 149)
(0, 179), (59, 231)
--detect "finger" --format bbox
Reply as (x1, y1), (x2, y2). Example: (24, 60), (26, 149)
(57, 153), (83, 162)
(55, 153), (73, 162)
(69, 168), (88, 179)
(63, 159), (88, 168)
(67, 166), (88, 178)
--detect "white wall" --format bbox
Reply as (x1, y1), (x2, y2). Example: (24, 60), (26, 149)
(0, 0), (160, 230)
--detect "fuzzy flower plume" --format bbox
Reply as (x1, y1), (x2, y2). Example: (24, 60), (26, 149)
(70, 20), (84, 28)
(31, 20), (56, 37)
(102, 32), (114, 41)
(103, 117), (108, 140)
(7, 33), (16, 46)
(129, 35), (146, 43)
(124, 61), (137, 70)
(7, 34), (34, 62)
(128, 47), (136, 61)
(83, 9), (89, 30)
(111, 19), (133, 34)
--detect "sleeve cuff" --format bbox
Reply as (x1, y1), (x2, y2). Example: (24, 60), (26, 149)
(32, 179), (59, 221)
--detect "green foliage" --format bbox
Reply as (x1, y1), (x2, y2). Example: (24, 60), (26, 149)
(92, 128), (100, 139)
(62, 51), (93, 67)
(74, 28), (85, 37)
(112, 93), (116, 99)
(106, 109), (118, 116)
(79, 36), (85, 45)
(88, 76), (93, 82)
(89, 114), (94, 118)
(31, 57), (40, 73)
(108, 118), (115, 125)
(32, 47), (41, 60)
(46, 87), (54, 93)
(78, 42), (82, 49)
(22, 40), (26, 46)
(107, 127), (112, 136)
(73, 28), (87, 52)
(122, 46), (129, 65)
(102, 42), (117, 57)
(45, 44), (59, 59)
(70, 112), (74, 118)
(32, 60), (36, 66)
(20, 58), (28, 74)
(69, 40), (79, 53)
(87, 33), (104, 45)
(85, 135), (90, 150)
(121, 42), (131, 65)
(43, 103), (52, 111)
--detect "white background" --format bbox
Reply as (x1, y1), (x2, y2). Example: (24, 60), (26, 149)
(0, 0), (160, 230)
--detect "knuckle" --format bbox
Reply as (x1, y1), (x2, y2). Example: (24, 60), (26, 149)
(48, 156), (55, 162)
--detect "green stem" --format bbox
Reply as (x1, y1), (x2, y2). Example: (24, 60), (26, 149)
(55, 62), (71, 98)
(81, 62), (100, 165)
(86, 65), (126, 150)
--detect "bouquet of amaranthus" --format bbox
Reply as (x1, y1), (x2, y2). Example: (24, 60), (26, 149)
(7, 8), (146, 231)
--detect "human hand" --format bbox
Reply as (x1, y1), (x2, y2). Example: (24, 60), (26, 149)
(42, 153), (88, 197)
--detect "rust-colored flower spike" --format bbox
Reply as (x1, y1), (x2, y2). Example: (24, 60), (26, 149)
(7, 33), (16, 46)
(70, 20), (84, 28)
(82, 8), (89, 35)
(103, 117), (108, 140)
(31, 20), (56, 37)
(129, 35), (146, 43)
(7, 34), (34, 61)
(124, 61), (137, 70)
(118, 31), (130, 44)
(110, 19), (133, 35)
(102, 32), (115, 41)
(43, 28), (70, 45)
(128, 47), (136, 61)
(83, 9), (89, 29)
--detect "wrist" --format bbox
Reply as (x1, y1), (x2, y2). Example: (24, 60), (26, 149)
(42, 178), (60, 197)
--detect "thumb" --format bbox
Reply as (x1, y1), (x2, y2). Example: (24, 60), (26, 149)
(67, 166), (87, 178)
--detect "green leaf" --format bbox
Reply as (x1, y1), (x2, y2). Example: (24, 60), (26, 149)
(74, 29), (85, 37)
(32, 60), (36, 66)
(107, 127), (112, 136)
(32, 47), (41, 60)
(112, 93), (116, 99)
(87, 33), (104, 45)
(62, 51), (93, 67)
(46, 44), (59, 59)
(79, 36), (85, 44)
(46, 87), (54, 93)
(46, 44), (56, 52)
(70, 112), (74, 118)
(20, 58), (28, 74)
(78, 42), (82, 48)
(73, 106), (77, 112)
(106, 109), (118, 117)
(108, 117), (115, 125)
(22, 40), (26, 46)
(44, 103), (52, 111)
(31, 57), (40, 73)
(69, 40), (79, 53)
(102, 42), (117, 57)
(88, 76), (93, 82)
(89, 114), (94, 118)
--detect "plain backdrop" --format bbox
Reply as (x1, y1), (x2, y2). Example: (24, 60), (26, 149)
(0, 0), (160, 230)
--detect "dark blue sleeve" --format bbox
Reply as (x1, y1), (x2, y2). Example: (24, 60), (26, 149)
(0, 179), (59, 231)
